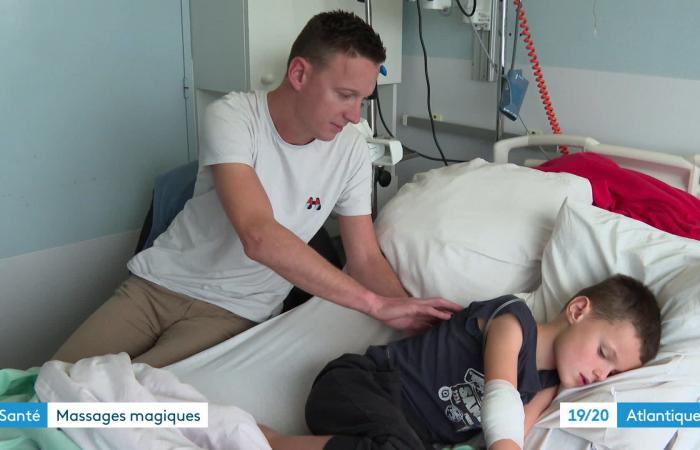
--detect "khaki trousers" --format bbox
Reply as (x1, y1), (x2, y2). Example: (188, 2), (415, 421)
(53, 276), (256, 368)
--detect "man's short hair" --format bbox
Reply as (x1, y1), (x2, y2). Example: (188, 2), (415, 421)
(287, 10), (386, 69)
(569, 274), (661, 364)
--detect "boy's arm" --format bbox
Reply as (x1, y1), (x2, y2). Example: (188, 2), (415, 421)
(483, 313), (524, 450)
(524, 385), (558, 436)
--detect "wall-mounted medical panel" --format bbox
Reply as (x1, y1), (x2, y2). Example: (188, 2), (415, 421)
(403, 1), (700, 81)
(190, 0), (403, 94)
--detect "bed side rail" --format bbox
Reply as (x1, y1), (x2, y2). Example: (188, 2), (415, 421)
(493, 134), (700, 199)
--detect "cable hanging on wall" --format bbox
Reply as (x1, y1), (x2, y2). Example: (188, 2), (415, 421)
(375, 93), (466, 163)
(455, 0), (477, 17)
(512, 0), (568, 154)
(409, 0), (568, 162)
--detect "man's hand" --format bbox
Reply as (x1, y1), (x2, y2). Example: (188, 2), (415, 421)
(367, 296), (463, 334)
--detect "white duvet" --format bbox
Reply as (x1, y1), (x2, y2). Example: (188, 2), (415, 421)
(35, 353), (271, 450)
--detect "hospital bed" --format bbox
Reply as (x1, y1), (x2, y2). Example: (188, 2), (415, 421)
(24, 135), (700, 449)
(165, 135), (700, 449)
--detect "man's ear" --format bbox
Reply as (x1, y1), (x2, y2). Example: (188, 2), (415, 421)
(287, 56), (312, 91)
(566, 295), (592, 324)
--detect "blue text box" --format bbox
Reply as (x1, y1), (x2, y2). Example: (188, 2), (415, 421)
(618, 402), (700, 428)
(0, 402), (47, 428)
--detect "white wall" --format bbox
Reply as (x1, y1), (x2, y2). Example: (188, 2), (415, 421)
(395, 55), (700, 185)
(0, 1), (191, 369)
(1, 232), (138, 369)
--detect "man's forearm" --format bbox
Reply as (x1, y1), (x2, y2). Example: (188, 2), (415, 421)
(209, 163), (459, 331)
(345, 253), (408, 298)
(242, 220), (379, 314)
(242, 220), (461, 334)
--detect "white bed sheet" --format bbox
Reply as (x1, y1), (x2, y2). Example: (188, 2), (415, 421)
(167, 296), (399, 435)
(167, 295), (620, 450)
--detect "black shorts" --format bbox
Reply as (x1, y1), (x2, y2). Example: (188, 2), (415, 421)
(305, 353), (432, 450)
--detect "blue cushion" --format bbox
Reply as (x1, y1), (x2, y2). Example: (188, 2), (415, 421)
(143, 160), (198, 250)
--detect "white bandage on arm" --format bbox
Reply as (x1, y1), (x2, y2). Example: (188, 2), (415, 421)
(481, 379), (525, 449)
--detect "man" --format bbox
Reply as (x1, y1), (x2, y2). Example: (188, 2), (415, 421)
(53, 10), (461, 368)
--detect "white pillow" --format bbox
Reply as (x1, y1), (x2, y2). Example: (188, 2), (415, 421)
(375, 159), (592, 304)
(521, 200), (700, 449)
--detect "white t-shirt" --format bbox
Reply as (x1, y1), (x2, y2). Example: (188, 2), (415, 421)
(128, 91), (371, 322)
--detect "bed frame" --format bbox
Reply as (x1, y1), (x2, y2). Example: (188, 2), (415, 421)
(493, 134), (700, 199)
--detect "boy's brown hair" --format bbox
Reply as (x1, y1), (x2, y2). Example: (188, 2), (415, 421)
(287, 10), (386, 69)
(570, 274), (661, 364)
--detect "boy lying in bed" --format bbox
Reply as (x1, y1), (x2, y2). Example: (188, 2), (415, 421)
(260, 274), (661, 450)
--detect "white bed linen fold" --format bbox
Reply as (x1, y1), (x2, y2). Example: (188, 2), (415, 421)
(167, 296), (400, 435)
(35, 353), (271, 450)
(529, 353), (700, 450)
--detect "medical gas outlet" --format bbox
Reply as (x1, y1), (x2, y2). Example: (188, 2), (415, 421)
(462, 0), (492, 30)
(351, 119), (404, 167)
(420, 0), (453, 11)
(367, 138), (404, 166)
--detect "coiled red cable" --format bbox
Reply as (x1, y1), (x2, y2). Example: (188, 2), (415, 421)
(513, 0), (568, 155)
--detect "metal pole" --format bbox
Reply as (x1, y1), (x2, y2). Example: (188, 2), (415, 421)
(495, 0), (507, 141)
(364, 0), (372, 28)
(364, 0), (379, 217)
(364, 0), (376, 136)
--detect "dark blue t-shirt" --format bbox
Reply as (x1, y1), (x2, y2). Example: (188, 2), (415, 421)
(366, 295), (558, 445)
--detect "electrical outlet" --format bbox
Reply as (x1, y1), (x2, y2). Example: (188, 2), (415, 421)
(431, 113), (444, 121)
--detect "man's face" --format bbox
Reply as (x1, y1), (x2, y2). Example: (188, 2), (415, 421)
(553, 311), (643, 389)
(296, 52), (380, 142)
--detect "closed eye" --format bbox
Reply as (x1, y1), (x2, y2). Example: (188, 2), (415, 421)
(337, 90), (357, 100)
(336, 90), (368, 105)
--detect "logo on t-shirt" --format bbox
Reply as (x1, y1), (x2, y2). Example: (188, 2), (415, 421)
(437, 368), (485, 431)
(305, 197), (321, 210)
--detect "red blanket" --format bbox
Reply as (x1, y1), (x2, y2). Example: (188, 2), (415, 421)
(536, 152), (700, 240)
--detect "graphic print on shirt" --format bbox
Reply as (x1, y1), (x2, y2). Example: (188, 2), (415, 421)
(437, 368), (485, 431)
(305, 196), (321, 210)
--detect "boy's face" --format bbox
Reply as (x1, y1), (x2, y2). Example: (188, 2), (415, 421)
(553, 297), (643, 389)
(293, 52), (379, 142)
